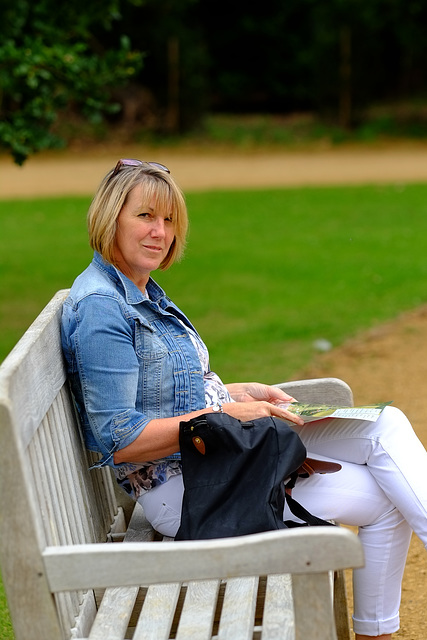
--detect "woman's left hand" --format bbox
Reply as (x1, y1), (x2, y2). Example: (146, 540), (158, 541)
(225, 382), (296, 407)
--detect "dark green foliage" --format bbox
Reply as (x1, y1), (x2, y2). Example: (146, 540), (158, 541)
(3, 0), (427, 163)
(0, 0), (143, 164)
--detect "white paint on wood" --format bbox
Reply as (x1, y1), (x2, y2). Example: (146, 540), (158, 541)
(217, 576), (258, 640)
(43, 527), (364, 593)
(133, 583), (181, 640)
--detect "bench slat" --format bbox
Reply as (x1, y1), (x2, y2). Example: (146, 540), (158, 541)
(48, 397), (88, 543)
(176, 579), (221, 640)
(88, 585), (139, 640)
(333, 570), (351, 640)
(133, 583), (182, 640)
(124, 501), (157, 542)
(3, 290), (69, 450)
(217, 576), (258, 640)
(261, 574), (295, 640)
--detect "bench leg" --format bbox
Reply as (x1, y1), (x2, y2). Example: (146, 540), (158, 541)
(334, 569), (351, 640)
(292, 573), (337, 640)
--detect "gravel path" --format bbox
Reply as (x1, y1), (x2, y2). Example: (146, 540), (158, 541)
(3, 141), (427, 197)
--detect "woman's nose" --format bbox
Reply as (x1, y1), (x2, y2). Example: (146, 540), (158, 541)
(151, 217), (165, 236)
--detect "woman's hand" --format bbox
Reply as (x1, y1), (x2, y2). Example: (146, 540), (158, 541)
(222, 400), (304, 427)
(226, 382), (295, 406)
(224, 382), (303, 427)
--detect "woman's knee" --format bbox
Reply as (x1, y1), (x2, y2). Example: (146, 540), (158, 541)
(291, 460), (394, 527)
(137, 474), (183, 537)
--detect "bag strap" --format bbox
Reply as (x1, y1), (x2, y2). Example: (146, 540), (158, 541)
(284, 492), (335, 528)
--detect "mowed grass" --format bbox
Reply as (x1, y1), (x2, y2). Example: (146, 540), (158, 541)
(160, 182), (427, 381)
(2, 183), (427, 382)
(1, 182), (427, 635)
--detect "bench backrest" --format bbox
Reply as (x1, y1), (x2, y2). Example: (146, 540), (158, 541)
(0, 290), (125, 639)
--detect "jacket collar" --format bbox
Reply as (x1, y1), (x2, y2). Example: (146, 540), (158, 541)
(92, 251), (167, 306)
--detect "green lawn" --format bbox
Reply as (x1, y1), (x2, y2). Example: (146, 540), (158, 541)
(2, 183), (427, 381)
(159, 183), (427, 382)
(1, 181), (427, 635)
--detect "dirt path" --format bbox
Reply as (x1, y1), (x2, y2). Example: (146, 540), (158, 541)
(3, 141), (427, 197)
(2, 142), (427, 638)
(297, 306), (427, 640)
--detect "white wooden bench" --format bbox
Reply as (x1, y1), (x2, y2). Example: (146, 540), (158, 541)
(0, 290), (364, 640)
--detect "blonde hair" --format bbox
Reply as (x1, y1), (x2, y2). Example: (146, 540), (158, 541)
(88, 162), (188, 270)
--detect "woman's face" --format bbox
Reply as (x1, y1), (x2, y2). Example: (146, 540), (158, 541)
(113, 183), (175, 289)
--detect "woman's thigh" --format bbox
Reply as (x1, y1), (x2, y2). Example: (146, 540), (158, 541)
(289, 454), (394, 526)
(138, 474), (184, 537)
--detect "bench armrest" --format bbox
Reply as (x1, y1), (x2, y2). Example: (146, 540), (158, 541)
(276, 377), (353, 407)
(43, 526), (363, 593)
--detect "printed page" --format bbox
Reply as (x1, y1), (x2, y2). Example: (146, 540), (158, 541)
(284, 401), (392, 423)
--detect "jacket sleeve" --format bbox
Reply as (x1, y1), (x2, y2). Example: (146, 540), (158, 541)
(65, 293), (151, 468)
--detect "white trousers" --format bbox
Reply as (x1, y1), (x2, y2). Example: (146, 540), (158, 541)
(138, 406), (427, 637)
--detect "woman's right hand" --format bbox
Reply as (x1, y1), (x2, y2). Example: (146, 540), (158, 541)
(222, 401), (304, 427)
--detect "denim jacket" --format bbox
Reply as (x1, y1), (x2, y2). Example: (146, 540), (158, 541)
(61, 252), (206, 469)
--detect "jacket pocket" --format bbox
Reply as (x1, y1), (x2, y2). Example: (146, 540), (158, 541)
(134, 320), (168, 360)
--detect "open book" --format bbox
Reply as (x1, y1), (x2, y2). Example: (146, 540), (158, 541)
(282, 401), (392, 423)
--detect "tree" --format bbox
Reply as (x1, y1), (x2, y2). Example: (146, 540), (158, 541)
(117, 0), (209, 133)
(0, 0), (143, 165)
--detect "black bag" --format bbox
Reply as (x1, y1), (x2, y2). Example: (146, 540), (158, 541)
(175, 412), (335, 541)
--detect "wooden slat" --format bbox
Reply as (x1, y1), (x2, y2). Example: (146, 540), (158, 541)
(217, 576), (258, 640)
(292, 573), (337, 640)
(5, 290), (69, 450)
(124, 501), (156, 542)
(48, 396), (87, 544)
(261, 574), (295, 640)
(39, 417), (75, 544)
(87, 459), (120, 541)
(87, 585), (139, 640)
(176, 579), (220, 640)
(0, 406), (64, 640)
(28, 430), (81, 635)
(133, 583), (182, 640)
(31, 414), (85, 633)
(55, 387), (100, 544)
(69, 589), (98, 640)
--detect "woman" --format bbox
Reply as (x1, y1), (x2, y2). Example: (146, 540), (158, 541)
(61, 159), (427, 639)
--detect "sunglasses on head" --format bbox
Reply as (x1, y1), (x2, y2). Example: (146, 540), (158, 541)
(110, 158), (170, 180)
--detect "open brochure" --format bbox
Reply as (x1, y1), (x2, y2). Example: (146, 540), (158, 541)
(283, 401), (392, 423)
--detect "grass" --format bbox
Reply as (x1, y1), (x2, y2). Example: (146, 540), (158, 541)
(0, 196), (93, 360)
(2, 183), (427, 381)
(157, 182), (427, 382)
(2, 181), (427, 635)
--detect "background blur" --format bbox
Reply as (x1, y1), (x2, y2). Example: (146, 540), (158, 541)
(3, 0), (427, 162)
